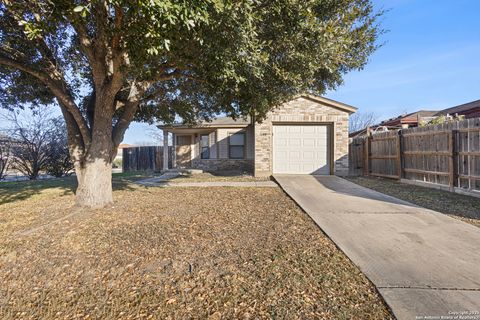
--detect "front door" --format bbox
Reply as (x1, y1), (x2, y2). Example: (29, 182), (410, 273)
(176, 135), (192, 168)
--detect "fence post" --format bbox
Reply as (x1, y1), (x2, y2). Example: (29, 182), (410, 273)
(364, 127), (371, 176)
(396, 130), (403, 179)
(449, 130), (458, 191)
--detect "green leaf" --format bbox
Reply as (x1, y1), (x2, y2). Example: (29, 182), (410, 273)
(163, 39), (170, 51)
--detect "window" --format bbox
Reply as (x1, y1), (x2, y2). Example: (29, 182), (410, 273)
(200, 134), (210, 159)
(229, 132), (245, 159)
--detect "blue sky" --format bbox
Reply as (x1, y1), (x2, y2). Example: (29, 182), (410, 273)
(124, 0), (480, 144)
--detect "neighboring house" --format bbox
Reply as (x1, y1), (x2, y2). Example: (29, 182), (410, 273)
(436, 99), (480, 119)
(378, 110), (438, 129)
(348, 99), (480, 139)
(349, 110), (438, 138)
(158, 94), (356, 176)
(116, 143), (134, 159)
(114, 143), (134, 167)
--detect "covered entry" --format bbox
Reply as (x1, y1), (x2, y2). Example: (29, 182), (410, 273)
(272, 124), (331, 175)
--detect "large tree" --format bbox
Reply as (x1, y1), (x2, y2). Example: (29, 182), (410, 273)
(0, 0), (381, 207)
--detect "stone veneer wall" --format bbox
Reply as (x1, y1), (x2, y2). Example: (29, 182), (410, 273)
(254, 96), (350, 177)
(191, 159), (254, 173)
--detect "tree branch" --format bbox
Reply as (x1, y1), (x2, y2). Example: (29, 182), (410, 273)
(0, 55), (92, 148)
(71, 21), (94, 60)
(0, 54), (50, 82)
(58, 103), (85, 164)
(111, 80), (149, 155)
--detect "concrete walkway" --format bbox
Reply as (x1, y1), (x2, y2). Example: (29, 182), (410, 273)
(135, 172), (181, 186)
(136, 177), (277, 188)
(274, 175), (480, 320)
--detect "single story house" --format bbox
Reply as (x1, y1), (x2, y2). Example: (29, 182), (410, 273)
(158, 94), (356, 176)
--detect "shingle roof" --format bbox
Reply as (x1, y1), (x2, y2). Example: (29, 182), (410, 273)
(379, 110), (438, 126)
(436, 99), (480, 116)
(158, 115), (251, 129)
(199, 115), (251, 126)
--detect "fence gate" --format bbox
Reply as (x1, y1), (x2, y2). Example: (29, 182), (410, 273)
(368, 131), (401, 179)
(122, 146), (173, 172)
(348, 137), (365, 176)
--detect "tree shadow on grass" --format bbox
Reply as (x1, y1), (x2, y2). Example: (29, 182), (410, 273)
(0, 172), (151, 205)
(0, 177), (76, 205)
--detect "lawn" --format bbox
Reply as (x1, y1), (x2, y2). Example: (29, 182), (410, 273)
(0, 174), (392, 319)
(347, 176), (480, 228)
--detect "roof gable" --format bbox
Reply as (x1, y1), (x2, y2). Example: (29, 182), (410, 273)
(298, 94), (357, 114)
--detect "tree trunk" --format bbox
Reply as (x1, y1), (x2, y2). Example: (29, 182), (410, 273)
(64, 95), (117, 208)
(75, 159), (113, 208)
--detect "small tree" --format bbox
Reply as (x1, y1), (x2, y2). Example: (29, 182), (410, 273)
(0, 135), (11, 180)
(349, 111), (378, 133)
(5, 111), (54, 179)
(44, 118), (74, 177)
(421, 114), (465, 126)
(4, 110), (72, 180)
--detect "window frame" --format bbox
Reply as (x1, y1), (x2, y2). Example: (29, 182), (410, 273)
(200, 134), (210, 159)
(228, 131), (246, 159)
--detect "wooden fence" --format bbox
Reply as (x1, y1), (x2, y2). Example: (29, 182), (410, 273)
(349, 118), (480, 195)
(122, 146), (173, 172)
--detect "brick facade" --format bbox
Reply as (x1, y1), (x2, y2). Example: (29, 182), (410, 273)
(254, 96), (351, 177)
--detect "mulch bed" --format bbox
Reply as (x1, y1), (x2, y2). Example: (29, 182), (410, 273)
(0, 181), (392, 319)
(346, 176), (480, 228)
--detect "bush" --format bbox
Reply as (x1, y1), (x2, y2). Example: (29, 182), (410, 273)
(112, 158), (122, 169)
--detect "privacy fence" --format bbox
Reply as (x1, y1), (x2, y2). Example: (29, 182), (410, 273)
(349, 118), (480, 195)
(122, 146), (173, 172)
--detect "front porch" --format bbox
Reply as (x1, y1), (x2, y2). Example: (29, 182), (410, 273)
(159, 118), (255, 174)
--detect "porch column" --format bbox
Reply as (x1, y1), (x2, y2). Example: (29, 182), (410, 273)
(172, 133), (177, 168)
(163, 130), (169, 171)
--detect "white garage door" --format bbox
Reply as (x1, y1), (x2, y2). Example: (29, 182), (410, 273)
(273, 125), (330, 175)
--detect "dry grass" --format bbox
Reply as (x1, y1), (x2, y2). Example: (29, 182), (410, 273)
(0, 177), (392, 319)
(347, 176), (480, 228)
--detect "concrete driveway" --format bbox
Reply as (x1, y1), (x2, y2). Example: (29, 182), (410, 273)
(274, 175), (480, 320)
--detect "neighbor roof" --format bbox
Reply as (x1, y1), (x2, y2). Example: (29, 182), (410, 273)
(380, 110), (438, 126)
(118, 143), (135, 149)
(436, 99), (480, 117)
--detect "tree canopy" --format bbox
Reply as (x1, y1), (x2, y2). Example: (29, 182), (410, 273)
(1, 0), (381, 123)
(0, 0), (382, 206)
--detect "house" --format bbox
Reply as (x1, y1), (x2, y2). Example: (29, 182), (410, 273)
(378, 110), (438, 129)
(349, 110), (438, 138)
(436, 99), (480, 119)
(158, 94), (356, 176)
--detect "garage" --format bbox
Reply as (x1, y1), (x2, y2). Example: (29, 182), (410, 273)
(272, 124), (331, 175)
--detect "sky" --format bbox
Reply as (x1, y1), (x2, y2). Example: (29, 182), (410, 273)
(122, 0), (480, 144)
